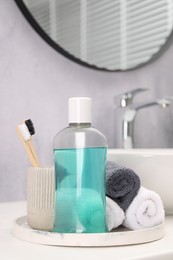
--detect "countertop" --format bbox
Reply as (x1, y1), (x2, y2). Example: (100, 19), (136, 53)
(0, 201), (173, 260)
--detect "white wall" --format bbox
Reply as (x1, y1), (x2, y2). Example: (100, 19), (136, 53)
(1, 0), (173, 201)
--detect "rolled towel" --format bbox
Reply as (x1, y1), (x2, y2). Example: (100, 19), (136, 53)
(106, 196), (125, 231)
(106, 161), (141, 211)
(123, 187), (165, 230)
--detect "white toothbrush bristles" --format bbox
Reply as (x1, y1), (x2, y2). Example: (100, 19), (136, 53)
(18, 123), (31, 141)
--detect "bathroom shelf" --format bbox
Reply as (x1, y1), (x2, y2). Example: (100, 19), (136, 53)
(12, 216), (165, 247)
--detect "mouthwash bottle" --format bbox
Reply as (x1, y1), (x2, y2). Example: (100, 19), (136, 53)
(53, 97), (107, 233)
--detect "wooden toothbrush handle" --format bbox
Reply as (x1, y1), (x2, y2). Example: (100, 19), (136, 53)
(28, 140), (41, 167)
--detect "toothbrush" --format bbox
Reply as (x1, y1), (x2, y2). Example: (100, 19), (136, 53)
(16, 124), (38, 167)
(16, 121), (41, 167)
(24, 119), (41, 167)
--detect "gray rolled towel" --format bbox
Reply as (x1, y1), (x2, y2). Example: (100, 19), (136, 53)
(106, 161), (141, 211)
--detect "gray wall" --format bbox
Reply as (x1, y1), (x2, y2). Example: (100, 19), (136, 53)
(1, 0), (173, 202)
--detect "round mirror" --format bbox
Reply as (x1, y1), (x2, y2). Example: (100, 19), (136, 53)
(15, 0), (173, 71)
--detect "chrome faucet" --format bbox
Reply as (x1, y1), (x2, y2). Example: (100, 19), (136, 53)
(122, 97), (173, 149)
(114, 88), (148, 108)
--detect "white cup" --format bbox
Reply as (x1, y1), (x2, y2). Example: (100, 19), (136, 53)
(27, 166), (55, 231)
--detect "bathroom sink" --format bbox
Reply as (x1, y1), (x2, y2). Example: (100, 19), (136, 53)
(107, 149), (173, 215)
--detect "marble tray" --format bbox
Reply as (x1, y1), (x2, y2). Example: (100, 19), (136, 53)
(12, 216), (165, 247)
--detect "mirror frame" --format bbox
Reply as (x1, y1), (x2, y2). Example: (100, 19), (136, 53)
(14, 0), (173, 72)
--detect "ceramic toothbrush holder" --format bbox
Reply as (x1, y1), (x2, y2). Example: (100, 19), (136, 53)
(27, 166), (55, 231)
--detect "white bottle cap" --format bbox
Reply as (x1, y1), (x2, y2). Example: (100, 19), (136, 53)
(68, 97), (91, 123)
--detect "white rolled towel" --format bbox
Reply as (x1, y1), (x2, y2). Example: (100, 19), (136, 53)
(123, 187), (165, 230)
(106, 196), (125, 231)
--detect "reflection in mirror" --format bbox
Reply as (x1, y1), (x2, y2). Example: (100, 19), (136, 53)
(21, 0), (173, 71)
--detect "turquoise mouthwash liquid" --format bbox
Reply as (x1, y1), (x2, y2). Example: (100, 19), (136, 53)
(53, 147), (107, 233)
